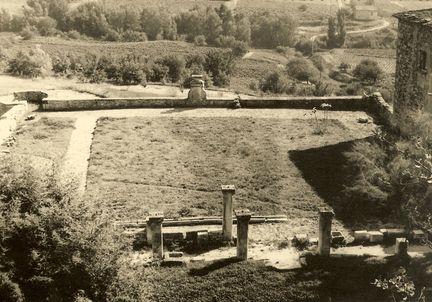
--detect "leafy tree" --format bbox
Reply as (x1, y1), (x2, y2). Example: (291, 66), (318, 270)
(35, 16), (57, 36)
(353, 59), (383, 83)
(0, 9), (11, 31)
(70, 3), (110, 38)
(204, 49), (235, 86)
(286, 57), (318, 82)
(259, 70), (291, 94)
(139, 8), (177, 40)
(107, 7), (140, 33)
(251, 13), (297, 48)
(327, 17), (338, 48)
(157, 54), (186, 82)
(336, 10), (346, 47)
(0, 156), (139, 301)
(203, 8), (222, 44)
(216, 4), (235, 37)
(234, 14), (251, 44)
(7, 51), (42, 78)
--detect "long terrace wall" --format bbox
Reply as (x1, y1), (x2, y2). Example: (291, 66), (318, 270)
(40, 94), (393, 125)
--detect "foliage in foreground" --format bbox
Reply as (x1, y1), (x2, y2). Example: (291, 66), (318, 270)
(0, 156), (139, 301)
(341, 112), (432, 230)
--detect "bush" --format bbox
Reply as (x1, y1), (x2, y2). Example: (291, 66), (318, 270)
(295, 38), (313, 56)
(121, 30), (148, 42)
(7, 51), (42, 78)
(353, 59), (383, 83)
(204, 49), (235, 86)
(20, 27), (36, 40)
(52, 55), (70, 74)
(0, 273), (24, 302)
(149, 63), (169, 82)
(259, 70), (292, 94)
(158, 54), (186, 82)
(35, 16), (57, 36)
(0, 156), (139, 301)
(117, 60), (146, 85)
(286, 57), (318, 82)
(194, 35), (207, 46)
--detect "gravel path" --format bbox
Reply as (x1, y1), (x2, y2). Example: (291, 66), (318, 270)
(60, 115), (97, 195)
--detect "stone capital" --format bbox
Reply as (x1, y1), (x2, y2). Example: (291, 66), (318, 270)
(235, 209), (252, 220)
(221, 185), (236, 193)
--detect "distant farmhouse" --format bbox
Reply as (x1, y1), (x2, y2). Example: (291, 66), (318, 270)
(394, 9), (432, 115)
(353, 5), (378, 21)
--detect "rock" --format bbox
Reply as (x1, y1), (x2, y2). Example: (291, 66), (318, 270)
(354, 230), (369, 242)
(357, 117), (369, 124)
(368, 231), (384, 243)
(25, 114), (36, 121)
(411, 230), (427, 242)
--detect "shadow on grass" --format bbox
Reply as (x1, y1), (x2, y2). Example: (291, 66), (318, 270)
(189, 257), (242, 276)
(161, 107), (197, 114)
(289, 138), (371, 224)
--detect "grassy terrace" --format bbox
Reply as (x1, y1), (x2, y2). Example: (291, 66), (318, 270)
(4, 117), (75, 164)
(138, 254), (432, 302)
(86, 115), (372, 220)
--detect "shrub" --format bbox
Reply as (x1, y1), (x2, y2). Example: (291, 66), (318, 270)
(230, 40), (248, 57)
(117, 60), (146, 85)
(158, 54), (186, 82)
(0, 156), (139, 301)
(52, 55), (70, 74)
(259, 70), (291, 94)
(0, 273), (24, 302)
(121, 30), (148, 42)
(20, 27), (36, 40)
(194, 35), (207, 46)
(286, 57), (318, 82)
(149, 63), (169, 82)
(7, 51), (42, 78)
(35, 16), (57, 36)
(353, 59), (383, 83)
(204, 49), (235, 86)
(295, 38), (313, 56)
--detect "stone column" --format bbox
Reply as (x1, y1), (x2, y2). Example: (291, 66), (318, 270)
(318, 208), (334, 257)
(395, 238), (409, 257)
(235, 209), (252, 260)
(147, 212), (164, 259)
(221, 185), (236, 242)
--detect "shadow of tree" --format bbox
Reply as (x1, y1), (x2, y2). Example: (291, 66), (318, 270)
(289, 138), (371, 225)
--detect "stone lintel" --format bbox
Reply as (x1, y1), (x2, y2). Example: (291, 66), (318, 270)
(221, 185), (236, 193)
(191, 74), (203, 80)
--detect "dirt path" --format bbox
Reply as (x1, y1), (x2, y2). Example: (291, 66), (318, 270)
(311, 19), (391, 42)
(61, 115), (97, 195)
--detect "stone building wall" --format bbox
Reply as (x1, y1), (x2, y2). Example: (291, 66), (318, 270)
(395, 20), (432, 116)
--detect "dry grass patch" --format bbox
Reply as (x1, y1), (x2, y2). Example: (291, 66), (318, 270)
(5, 116), (76, 164)
(86, 116), (368, 220)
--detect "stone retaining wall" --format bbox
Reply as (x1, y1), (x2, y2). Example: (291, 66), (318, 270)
(41, 95), (365, 111)
(40, 94), (394, 126)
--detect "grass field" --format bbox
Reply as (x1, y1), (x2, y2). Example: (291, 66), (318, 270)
(4, 117), (76, 164)
(137, 253), (432, 302)
(85, 115), (374, 220)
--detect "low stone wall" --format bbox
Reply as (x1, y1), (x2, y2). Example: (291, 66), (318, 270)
(0, 102), (35, 146)
(40, 94), (395, 126)
(41, 96), (366, 111)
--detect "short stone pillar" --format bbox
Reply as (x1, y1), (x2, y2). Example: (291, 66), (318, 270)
(221, 185), (236, 242)
(187, 74), (206, 102)
(146, 212), (164, 259)
(318, 208), (334, 257)
(235, 209), (252, 260)
(395, 238), (409, 257)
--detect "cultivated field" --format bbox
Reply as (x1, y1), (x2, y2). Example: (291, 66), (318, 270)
(327, 48), (396, 74)
(237, 0), (338, 23)
(85, 115), (374, 221)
